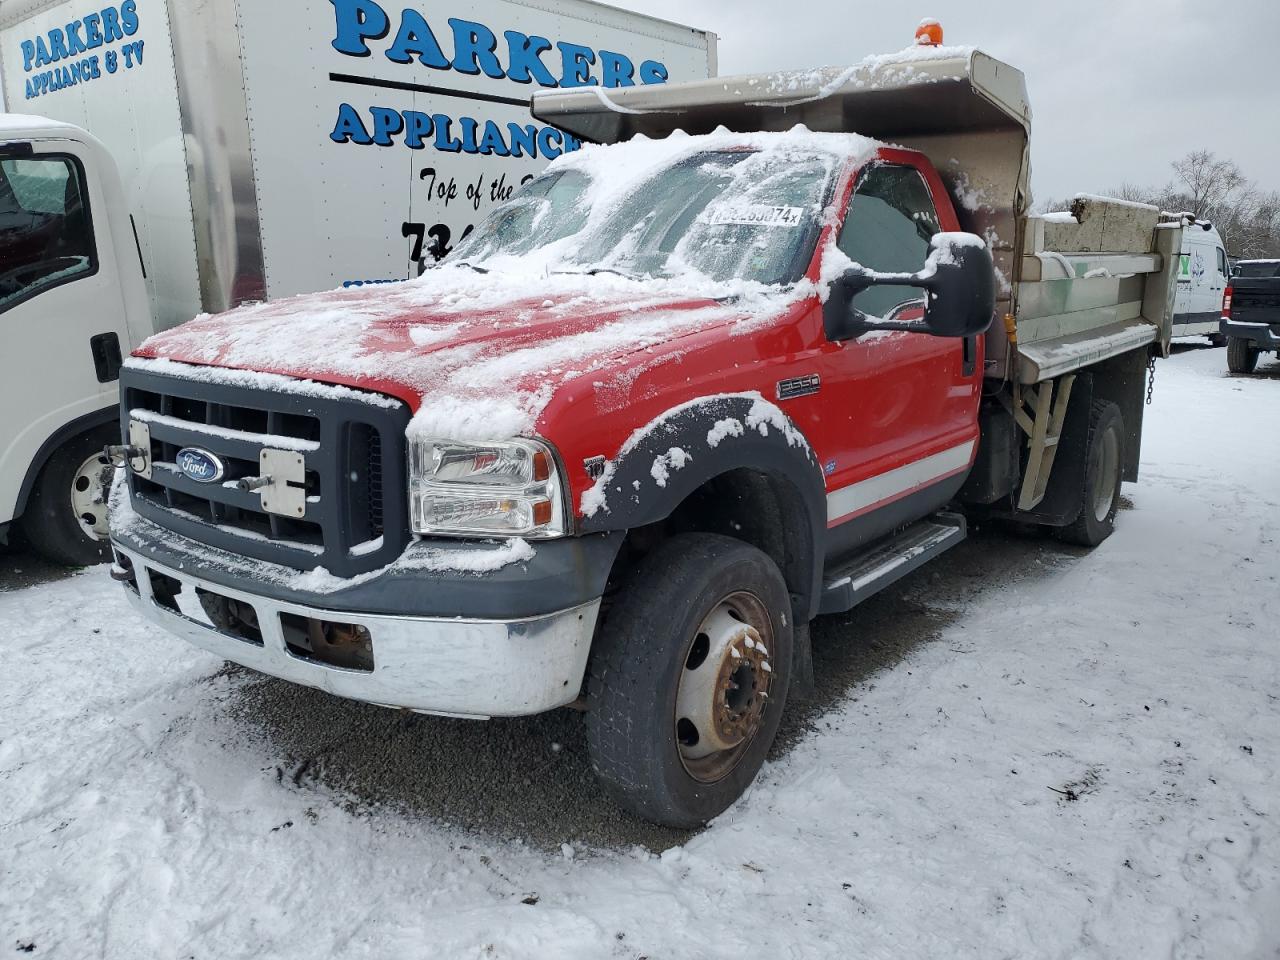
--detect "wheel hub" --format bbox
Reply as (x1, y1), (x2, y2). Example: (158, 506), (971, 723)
(70, 453), (114, 541)
(1091, 428), (1120, 522)
(675, 592), (774, 781)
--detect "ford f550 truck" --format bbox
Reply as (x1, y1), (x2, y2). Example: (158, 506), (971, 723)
(107, 39), (1185, 827)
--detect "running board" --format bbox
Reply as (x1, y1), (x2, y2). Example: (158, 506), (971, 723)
(818, 512), (967, 615)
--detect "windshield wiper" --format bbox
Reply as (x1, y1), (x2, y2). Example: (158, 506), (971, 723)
(553, 267), (642, 281)
(450, 260), (488, 274)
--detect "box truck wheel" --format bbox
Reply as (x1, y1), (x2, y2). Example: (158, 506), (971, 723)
(585, 533), (793, 828)
(21, 425), (118, 566)
(1226, 336), (1259, 374)
(1056, 401), (1124, 548)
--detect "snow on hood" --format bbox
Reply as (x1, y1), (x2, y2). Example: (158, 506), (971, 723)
(132, 269), (796, 441)
(133, 126), (878, 442)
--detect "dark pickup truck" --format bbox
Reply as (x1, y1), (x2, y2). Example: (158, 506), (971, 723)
(1222, 259), (1280, 373)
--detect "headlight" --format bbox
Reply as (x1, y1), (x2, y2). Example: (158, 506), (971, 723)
(408, 438), (566, 538)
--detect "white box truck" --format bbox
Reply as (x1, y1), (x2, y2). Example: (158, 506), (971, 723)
(0, 0), (715, 563)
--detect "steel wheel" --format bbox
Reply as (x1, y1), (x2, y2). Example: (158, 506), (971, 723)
(1090, 427), (1120, 522)
(69, 451), (113, 541)
(674, 590), (774, 783)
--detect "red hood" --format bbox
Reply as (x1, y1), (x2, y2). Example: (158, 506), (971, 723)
(134, 275), (768, 439)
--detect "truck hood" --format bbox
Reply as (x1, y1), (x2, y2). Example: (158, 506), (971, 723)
(133, 269), (788, 440)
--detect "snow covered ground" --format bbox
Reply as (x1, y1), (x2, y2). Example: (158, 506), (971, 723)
(2, 345), (1278, 959)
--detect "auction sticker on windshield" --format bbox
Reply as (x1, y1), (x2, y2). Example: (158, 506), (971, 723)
(706, 205), (805, 227)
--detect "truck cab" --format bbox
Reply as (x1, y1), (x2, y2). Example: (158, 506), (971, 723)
(1, 115), (149, 563)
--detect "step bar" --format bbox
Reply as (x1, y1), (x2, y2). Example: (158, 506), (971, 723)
(818, 512), (967, 615)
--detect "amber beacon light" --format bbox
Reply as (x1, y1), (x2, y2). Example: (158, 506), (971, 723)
(915, 18), (943, 46)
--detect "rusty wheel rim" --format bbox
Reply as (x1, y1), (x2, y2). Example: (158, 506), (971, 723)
(674, 591), (774, 784)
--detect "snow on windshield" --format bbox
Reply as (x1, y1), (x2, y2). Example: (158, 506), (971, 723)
(449, 126), (880, 288)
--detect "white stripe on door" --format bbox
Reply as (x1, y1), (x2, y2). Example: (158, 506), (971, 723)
(827, 439), (975, 525)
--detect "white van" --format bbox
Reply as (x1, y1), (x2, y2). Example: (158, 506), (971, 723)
(1171, 221), (1229, 341)
(0, 0), (714, 564)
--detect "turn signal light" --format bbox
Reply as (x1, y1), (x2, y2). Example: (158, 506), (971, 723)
(1222, 286), (1233, 319)
(915, 18), (943, 46)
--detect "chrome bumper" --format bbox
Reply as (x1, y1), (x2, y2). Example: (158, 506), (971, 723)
(111, 545), (599, 719)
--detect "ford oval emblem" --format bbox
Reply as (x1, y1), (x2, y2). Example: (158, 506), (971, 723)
(176, 447), (225, 484)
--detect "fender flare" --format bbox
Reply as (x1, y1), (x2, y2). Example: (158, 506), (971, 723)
(13, 406), (119, 520)
(576, 393), (828, 618)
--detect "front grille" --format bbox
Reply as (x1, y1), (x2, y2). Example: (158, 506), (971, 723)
(120, 366), (410, 578)
(345, 422), (384, 543)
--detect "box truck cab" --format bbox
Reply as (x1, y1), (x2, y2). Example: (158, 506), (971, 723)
(0, 115), (149, 562)
(0, 0), (713, 563)
(1172, 220), (1229, 341)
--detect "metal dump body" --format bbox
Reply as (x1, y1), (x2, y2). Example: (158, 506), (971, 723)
(533, 47), (1183, 385)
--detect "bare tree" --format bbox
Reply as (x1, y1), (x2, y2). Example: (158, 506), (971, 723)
(1170, 152), (1250, 215)
(1162, 151), (1277, 257)
(1111, 182), (1160, 205)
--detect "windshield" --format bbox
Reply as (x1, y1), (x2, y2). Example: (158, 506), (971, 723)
(449, 147), (840, 288)
(1235, 261), (1279, 279)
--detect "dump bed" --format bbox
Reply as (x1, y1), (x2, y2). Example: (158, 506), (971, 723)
(533, 46), (1184, 383)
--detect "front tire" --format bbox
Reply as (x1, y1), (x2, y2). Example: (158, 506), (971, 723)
(1226, 336), (1259, 374)
(1057, 400), (1124, 547)
(20, 425), (118, 566)
(586, 533), (793, 828)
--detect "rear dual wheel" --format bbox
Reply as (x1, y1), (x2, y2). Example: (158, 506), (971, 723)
(586, 534), (793, 828)
(1056, 400), (1124, 547)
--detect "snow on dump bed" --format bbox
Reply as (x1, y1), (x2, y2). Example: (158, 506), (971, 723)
(739, 43), (976, 106)
(132, 127), (880, 442)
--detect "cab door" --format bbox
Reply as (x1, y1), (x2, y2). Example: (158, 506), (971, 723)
(1189, 238), (1213, 314)
(0, 139), (131, 526)
(1211, 244), (1229, 313)
(814, 157), (981, 548)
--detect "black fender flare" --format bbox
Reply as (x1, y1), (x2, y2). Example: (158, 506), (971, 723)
(576, 394), (828, 619)
(14, 405), (119, 519)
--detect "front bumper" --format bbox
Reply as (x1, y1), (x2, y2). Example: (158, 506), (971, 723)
(1221, 319), (1280, 349)
(112, 543), (600, 719)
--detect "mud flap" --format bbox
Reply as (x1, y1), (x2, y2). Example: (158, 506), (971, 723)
(791, 611), (815, 701)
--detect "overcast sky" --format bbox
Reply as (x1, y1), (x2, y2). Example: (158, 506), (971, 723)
(625, 0), (1280, 206)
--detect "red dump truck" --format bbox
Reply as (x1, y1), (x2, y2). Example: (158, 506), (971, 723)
(107, 37), (1184, 827)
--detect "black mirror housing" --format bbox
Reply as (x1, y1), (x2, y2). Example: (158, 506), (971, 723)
(823, 232), (996, 342)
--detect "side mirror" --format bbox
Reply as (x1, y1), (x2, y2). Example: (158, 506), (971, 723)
(823, 232), (996, 342)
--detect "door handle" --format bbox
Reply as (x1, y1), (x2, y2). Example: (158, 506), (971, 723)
(962, 335), (976, 377)
(90, 332), (123, 383)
